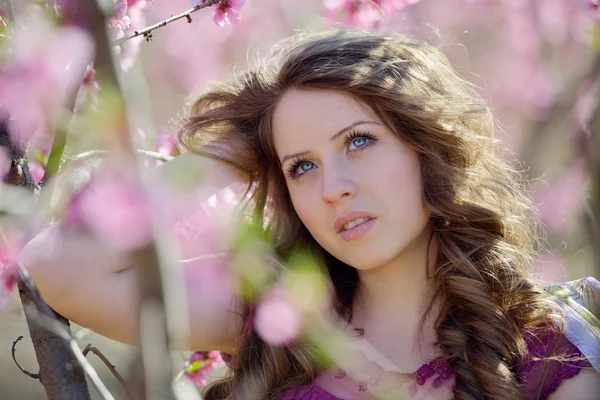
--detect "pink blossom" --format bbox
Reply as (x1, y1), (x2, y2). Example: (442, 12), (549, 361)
(81, 64), (99, 90)
(68, 172), (153, 251)
(155, 131), (179, 158)
(214, 1), (245, 27)
(184, 350), (224, 388)
(323, 0), (418, 29)
(254, 287), (301, 346)
(0, 237), (21, 310)
(109, 1), (131, 40)
(75, 64), (101, 112)
(28, 160), (45, 185)
(190, 0), (246, 27)
(0, 17), (94, 150)
(115, 0), (153, 70)
(0, 266), (17, 310)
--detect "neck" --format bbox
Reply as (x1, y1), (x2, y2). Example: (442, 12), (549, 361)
(351, 226), (440, 368)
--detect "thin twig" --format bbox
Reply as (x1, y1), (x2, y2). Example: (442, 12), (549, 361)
(83, 344), (135, 399)
(11, 336), (41, 380)
(64, 149), (174, 166)
(114, 0), (218, 45)
(69, 338), (117, 400)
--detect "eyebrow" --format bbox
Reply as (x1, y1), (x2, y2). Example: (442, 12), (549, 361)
(279, 120), (381, 165)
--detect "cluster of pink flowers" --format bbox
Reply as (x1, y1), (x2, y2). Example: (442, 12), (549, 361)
(184, 350), (224, 387)
(189, 0), (246, 27)
(155, 131), (179, 159)
(109, 1), (131, 41)
(110, 1), (155, 70)
(64, 171), (152, 251)
(323, 0), (420, 29)
(109, 0), (155, 40)
(0, 237), (21, 310)
(0, 16), (94, 152)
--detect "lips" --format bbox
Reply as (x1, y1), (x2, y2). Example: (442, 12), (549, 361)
(334, 211), (377, 233)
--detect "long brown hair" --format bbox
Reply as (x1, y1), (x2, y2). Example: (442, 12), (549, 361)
(178, 29), (561, 399)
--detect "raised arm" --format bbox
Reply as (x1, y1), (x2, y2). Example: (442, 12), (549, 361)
(21, 152), (247, 353)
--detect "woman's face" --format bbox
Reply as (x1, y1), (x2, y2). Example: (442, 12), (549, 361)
(272, 89), (431, 271)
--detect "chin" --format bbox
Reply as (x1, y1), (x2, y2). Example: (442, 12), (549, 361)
(337, 250), (394, 271)
(340, 237), (421, 271)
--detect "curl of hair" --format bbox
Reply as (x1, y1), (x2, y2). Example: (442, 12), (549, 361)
(178, 30), (562, 399)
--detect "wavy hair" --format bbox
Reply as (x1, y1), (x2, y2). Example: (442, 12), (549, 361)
(178, 29), (561, 399)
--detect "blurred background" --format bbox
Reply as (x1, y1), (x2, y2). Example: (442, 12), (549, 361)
(1, 0), (598, 398)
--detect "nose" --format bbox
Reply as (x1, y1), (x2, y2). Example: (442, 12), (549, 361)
(320, 166), (357, 204)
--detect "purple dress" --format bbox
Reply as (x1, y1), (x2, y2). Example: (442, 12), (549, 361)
(273, 278), (600, 400)
(274, 325), (593, 400)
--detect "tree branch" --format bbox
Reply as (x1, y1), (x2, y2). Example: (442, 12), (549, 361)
(83, 344), (135, 399)
(64, 149), (174, 167)
(114, 0), (218, 45)
(11, 336), (41, 380)
(17, 263), (115, 400)
(83, 1), (176, 399)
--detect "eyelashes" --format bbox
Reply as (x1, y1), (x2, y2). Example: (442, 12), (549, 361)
(285, 130), (378, 180)
(286, 156), (313, 179)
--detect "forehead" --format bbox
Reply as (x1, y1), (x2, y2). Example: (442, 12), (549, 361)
(272, 89), (376, 151)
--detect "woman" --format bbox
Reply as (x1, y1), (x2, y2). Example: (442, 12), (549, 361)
(24, 30), (600, 399)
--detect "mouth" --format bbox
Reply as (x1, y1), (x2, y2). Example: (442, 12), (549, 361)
(338, 217), (375, 233)
(334, 211), (377, 234)
(337, 217), (376, 241)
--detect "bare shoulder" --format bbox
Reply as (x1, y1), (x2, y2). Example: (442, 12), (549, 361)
(548, 368), (600, 400)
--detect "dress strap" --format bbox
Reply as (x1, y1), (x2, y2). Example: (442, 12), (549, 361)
(544, 277), (600, 372)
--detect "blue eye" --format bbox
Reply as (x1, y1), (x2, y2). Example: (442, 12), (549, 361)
(298, 161), (315, 173)
(345, 131), (377, 152)
(349, 137), (368, 150)
(286, 157), (315, 179)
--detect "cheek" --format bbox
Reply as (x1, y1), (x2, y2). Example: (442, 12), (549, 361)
(289, 191), (319, 231)
(382, 149), (428, 216)
(288, 188), (331, 243)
